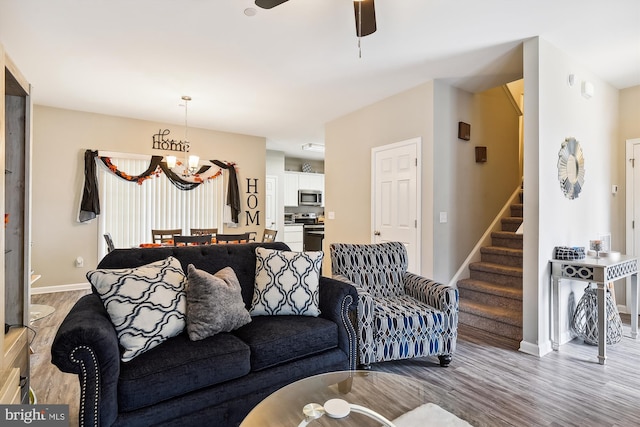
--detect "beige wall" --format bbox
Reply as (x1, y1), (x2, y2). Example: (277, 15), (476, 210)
(620, 85), (640, 141)
(32, 106), (266, 288)
(324, 79), (519, 281)
(324, 81), (435, 276)
(521, 38), (621, 355)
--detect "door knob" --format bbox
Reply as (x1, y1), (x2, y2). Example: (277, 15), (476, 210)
(374, 231), (381, 236)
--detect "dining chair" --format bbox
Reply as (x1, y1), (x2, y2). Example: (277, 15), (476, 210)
(190, 228), (218, 238)
(215, 233), (251, 244)
(174, 234), (212, 246)
(151, 228), (182, 244)
(103, 233), (115, 253)
(262, 228), (278, 243)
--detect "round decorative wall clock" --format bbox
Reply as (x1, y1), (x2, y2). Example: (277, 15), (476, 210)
(557, 137), (585, 200)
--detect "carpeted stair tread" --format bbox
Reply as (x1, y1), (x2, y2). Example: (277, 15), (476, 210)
(491, 231), (523, 249)
(501, 218), (523, 232)
(459, 311), (523, 341)
(457, 278), (522, 299)
(459, 300), (522, 327)
(481, 246), (523, 257)
(469, 262), (522, 277)
(491, 231), (523, 240)
(480, 246), (523, 267)
(501, 217), (523, 224)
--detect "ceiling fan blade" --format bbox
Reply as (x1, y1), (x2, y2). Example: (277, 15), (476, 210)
(353, 0), (377, 37)
(255, 0), (290, 9)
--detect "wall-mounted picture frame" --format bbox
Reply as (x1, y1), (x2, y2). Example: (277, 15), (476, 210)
(458, 122), (471, 141)
(475, 146), (487, 163)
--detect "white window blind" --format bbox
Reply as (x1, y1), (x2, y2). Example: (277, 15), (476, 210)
(97, 155), (224, 258)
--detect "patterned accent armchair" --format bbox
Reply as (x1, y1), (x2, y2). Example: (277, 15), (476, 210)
(331, 242), (458, 367)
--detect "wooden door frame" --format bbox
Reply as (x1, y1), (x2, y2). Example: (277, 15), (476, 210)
(371, 137), (422, 274)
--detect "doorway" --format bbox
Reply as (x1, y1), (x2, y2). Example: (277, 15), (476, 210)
(625, 138), (640, 313)
(371, 138), (421, 274)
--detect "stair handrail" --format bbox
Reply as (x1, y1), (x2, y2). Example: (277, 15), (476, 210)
(448, 185), (523, 287)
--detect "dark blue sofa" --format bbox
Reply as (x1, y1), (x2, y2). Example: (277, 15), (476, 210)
(51, 242), (357, 427)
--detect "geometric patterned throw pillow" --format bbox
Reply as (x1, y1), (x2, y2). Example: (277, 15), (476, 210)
(87, 256), (187, 362)
(249, 247), (323, 317)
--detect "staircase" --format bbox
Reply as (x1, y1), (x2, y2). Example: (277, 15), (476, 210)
(457, 190), (523, 342)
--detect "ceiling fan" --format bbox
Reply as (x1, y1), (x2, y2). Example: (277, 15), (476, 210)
(254, 0), (377, 37)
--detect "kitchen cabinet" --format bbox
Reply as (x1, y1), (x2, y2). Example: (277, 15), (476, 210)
(284, 173), (299, 207)
(284, 172), (324, 207)
(283, 224), (303, 251)
(298, 173), (324, 192)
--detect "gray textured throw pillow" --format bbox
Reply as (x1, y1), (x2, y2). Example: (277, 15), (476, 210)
(186, 265), (252, 341)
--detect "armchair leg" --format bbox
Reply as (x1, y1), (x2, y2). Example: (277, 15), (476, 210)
(438, 355), (452, 367)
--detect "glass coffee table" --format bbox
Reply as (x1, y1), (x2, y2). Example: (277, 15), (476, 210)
(241, 370), (457, 426)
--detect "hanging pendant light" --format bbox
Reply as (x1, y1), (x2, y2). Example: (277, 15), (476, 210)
(166, 95), (200, 176)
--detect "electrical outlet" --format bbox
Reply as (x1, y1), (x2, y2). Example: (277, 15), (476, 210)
(75, 256), (84, 268)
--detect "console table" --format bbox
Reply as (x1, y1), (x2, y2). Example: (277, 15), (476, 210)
(550, 255), (638, 364)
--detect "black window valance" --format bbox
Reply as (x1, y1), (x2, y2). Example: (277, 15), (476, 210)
(79, 149), (241, 224)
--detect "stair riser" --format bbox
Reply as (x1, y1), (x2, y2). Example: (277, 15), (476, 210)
(511, 206), (523, 217)
(491, 236), (523, 249)
(460, 288), (522, 310)
(459, 311), (523, 341)
(469, 270), (522, 287)
(501, 221), (522, 233)
(481, 253), (523, 268)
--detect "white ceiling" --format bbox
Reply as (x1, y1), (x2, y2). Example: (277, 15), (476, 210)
(1, 0), (639, 160)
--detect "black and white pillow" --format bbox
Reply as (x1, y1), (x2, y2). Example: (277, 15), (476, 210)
(249, 247), (323, 316)
(87, 256), (187, 362)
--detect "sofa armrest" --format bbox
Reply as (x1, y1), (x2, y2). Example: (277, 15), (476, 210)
(51, 294), (120, 427)
(403, 272), (459, 333)
(331, 274), (377, 366)
(318, 276), (358, 370)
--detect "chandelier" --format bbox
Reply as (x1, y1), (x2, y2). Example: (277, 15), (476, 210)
(166, 95), (200, 176)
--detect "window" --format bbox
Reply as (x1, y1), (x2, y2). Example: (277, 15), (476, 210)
(97, 154), (223, 257)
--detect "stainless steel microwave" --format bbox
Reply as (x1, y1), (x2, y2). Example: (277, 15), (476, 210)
(298, 189), (322, 206)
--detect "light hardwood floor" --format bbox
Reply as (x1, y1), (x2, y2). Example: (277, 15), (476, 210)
(31, 290), (640, 426)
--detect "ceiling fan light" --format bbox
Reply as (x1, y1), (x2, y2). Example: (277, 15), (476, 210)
(302, 143), (325, 153)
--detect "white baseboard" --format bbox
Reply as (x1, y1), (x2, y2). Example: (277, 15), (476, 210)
(519, 339), (553, 357)
(31, 283), (91, 295)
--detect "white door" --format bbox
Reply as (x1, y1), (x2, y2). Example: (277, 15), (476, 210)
(265, 175), (277, 229)
(372, 138), (421, 274)
(625, 138), (640, 312)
